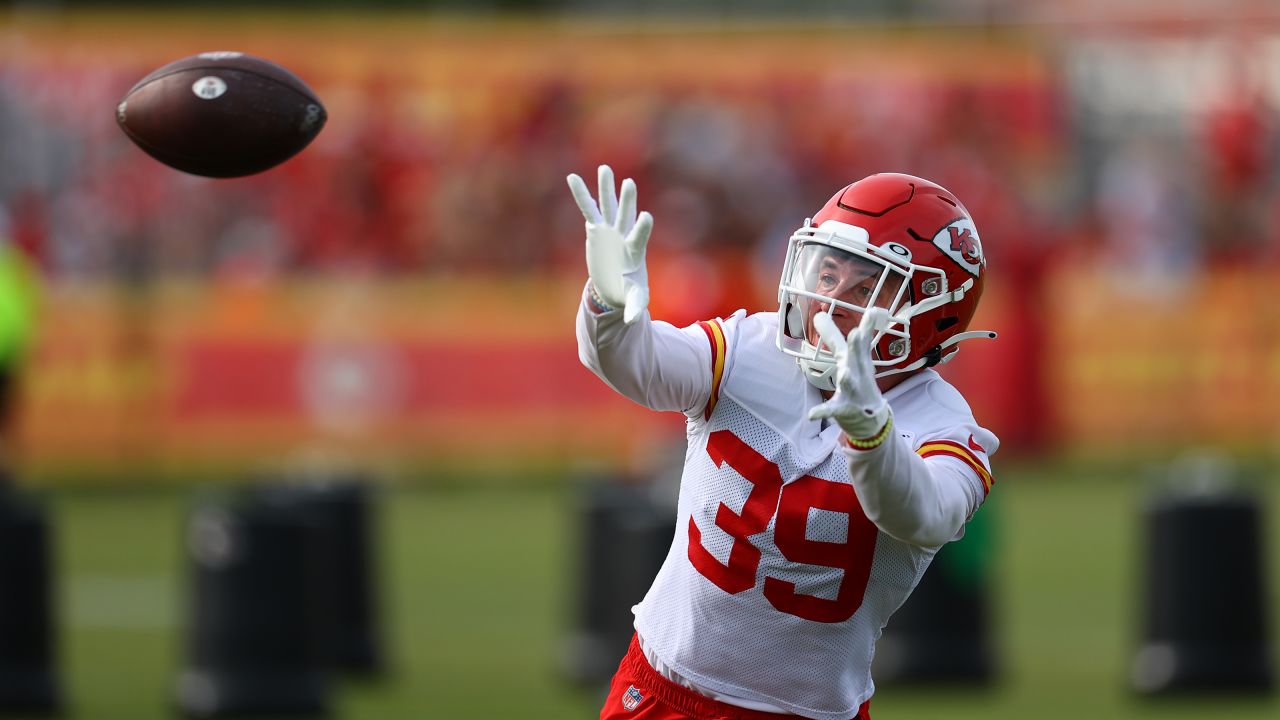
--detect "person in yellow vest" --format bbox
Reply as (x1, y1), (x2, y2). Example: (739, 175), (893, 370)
(0, 224), (38, 475)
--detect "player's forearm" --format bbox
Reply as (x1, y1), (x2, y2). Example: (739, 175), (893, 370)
(843, 430), (971, 548)
(576, 285), (709, 413)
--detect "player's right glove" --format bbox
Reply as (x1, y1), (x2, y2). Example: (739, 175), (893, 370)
(808, 308), (894, 445)
(567, 165), (653, 324)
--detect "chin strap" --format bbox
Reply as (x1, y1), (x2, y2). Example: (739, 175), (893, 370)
(938, 329), (999, 353)
(873, 329), (998, 378)
(804, 362), (838, 392)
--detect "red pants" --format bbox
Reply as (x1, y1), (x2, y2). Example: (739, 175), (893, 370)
(600, 635), (871, 720)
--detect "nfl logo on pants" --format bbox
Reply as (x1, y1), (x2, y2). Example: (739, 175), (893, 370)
(622, 685), (644, 711)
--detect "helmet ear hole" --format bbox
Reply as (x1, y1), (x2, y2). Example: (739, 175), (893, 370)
(785, 303), (805, 339)
(935, 316), (959, 332)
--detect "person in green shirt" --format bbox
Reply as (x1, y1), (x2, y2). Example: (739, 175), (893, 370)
(0, 230), (37, 472)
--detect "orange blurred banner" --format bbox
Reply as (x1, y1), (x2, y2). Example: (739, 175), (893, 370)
(13, 269), (1280, 482)
(16, 276), (675, 481)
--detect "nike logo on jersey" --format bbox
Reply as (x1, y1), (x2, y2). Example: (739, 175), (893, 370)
(968, 434), (986, 453)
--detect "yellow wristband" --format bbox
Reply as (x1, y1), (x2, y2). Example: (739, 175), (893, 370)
(845, 416), (893, 451)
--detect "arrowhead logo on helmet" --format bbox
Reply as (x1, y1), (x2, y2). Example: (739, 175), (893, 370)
(934, 219), (984, 277)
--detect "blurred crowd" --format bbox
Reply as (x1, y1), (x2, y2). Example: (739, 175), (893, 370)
(1, 31), (1278, 324)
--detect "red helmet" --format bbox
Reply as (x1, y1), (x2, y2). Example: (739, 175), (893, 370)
(776, 173), (995, 390)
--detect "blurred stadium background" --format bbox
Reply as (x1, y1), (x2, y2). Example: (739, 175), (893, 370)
(2, 0), (1279, 718)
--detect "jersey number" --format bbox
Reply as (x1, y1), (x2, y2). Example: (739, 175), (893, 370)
(687, 430), (878, 623)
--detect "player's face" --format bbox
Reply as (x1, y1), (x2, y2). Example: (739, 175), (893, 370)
(799, 247), (903, 344)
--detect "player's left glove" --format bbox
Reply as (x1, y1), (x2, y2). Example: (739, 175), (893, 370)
(808, 308), (893, 446)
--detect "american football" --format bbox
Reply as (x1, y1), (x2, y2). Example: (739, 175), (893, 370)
(115, 51), (326, 178)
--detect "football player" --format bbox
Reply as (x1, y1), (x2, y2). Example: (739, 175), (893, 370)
(571, 165), (998, 720)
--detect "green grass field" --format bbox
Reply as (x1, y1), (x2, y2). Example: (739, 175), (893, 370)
(36, 461), (1280, 719)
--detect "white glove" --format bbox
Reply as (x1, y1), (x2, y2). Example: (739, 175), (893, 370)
(808, 308), (893, 440)
(567, 165), (653, 324)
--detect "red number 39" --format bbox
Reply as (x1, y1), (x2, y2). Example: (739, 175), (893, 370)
(687, 430), (878, 623)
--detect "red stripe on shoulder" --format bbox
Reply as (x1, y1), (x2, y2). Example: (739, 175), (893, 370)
(696, 320), (727, 420)
(917, 440), (994, 495)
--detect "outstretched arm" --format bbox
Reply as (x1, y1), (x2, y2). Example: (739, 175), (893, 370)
(570, 165), (712, 415)
(809, 309), (975, 547)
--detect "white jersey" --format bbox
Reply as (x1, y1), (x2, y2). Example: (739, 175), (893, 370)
(577, 298), (998, 720)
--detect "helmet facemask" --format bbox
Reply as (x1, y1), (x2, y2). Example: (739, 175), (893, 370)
(776, 220), (914, 391)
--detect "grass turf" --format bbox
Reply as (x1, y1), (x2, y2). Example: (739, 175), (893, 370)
(36, 463), (1280, 719)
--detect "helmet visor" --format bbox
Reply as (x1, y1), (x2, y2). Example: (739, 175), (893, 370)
(783, 242), (908, 348)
